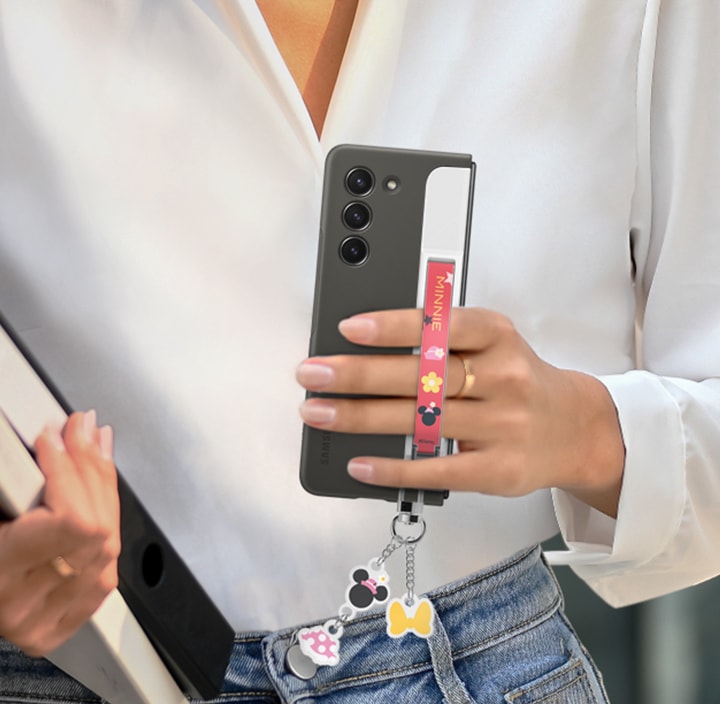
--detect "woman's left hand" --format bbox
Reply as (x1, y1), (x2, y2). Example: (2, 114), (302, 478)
(296, 308), (626, 517)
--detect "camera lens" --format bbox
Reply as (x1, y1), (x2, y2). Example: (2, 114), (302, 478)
(339, 236), (369, 266)
(342, 202), (372, 230)
(345, 168), (374, 196)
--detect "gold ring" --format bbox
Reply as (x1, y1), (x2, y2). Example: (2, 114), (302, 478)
(51, 556), (79, 579)
(454, 353), (476, 399)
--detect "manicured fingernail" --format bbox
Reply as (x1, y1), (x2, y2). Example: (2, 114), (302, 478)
(300, 401), (337, 425)
(348, 461), (375, 481)
(338, 316), (377, 342)
(83, 410), (97, 443)
(99, 425), (114, 461)
(296, 362), (335, 389)
(44, 425), (66, 452)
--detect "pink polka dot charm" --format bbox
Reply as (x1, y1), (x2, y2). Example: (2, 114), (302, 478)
(296, 620), (344, 667)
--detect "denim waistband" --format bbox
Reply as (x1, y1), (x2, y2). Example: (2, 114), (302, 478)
(214, 544), (563, 702)
(0, 546), (604, 704)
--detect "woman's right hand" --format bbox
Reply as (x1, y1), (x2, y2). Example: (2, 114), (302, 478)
(0, 410), (120, 657)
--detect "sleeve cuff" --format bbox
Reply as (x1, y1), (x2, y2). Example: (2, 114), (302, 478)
(545, 371), (686, 596)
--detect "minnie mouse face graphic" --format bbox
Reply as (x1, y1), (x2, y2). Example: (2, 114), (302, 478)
(418, 401), (442, 427)
(347, 568), (389, 610)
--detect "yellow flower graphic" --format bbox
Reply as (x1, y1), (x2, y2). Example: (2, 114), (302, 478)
(421, 371), (444, 394)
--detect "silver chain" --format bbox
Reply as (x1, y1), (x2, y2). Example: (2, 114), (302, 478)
(374, 535), (404, 567)
(404, 541), (417, 606)
(328, 614), (349, 632)
(382, 513), (425, 606)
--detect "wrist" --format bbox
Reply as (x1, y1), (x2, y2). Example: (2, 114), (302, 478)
(561, 371), (626, 517)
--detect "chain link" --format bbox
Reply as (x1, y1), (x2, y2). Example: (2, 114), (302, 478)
(374, 535), (404, 567)
(404, 541), (417, 606)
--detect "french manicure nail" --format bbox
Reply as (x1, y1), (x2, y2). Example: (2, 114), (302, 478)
(296, 362), (335, 389)
(99, 425), (114, 461)
(83, 409), (97, 443)
(338, 316), (377, 342)
(347, 461), (374, 481)
(300, 401), (337, 425)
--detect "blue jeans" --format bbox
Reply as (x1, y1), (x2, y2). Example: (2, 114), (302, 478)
(0, 546), (610, 703)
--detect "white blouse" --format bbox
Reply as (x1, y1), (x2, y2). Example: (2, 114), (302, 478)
(0, 0), (718, 631)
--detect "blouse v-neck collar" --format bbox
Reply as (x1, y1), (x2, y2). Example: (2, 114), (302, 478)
(195, 0), (409, 168)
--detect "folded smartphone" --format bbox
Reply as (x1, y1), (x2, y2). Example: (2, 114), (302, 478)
(300, 144), (475, 505)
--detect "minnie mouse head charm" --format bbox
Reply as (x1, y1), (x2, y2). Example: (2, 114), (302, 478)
(345, 563), (390, 613)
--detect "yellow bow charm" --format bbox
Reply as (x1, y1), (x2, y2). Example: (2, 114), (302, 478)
(386, 597), (435, 639)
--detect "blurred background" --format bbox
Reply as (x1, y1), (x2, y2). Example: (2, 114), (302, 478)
(546, 536), (720, 703)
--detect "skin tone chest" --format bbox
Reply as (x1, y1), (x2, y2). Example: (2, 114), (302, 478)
(256, 0), (360, 137)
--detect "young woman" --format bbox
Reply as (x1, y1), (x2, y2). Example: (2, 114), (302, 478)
(1, 1), (718, 701)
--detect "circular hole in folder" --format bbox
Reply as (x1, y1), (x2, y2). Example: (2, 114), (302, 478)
(141, 542), (164, 588)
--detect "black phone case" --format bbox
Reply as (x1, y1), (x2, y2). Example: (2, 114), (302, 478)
(300, 144), (475, 505)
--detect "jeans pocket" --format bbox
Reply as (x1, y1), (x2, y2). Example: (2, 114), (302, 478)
(503, 656), (599, 704)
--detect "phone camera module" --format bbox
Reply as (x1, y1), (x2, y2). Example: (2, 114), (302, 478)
(342, 202), (372, 230)
(345, 167), (374, 196)
(339, 236), (369, 266)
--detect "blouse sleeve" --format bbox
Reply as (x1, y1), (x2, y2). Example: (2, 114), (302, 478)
(545, 0), (720, 607)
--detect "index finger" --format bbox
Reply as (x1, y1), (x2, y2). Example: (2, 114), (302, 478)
(337, 307), (509, 351)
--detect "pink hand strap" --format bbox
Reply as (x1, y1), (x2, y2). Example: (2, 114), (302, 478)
(412, 259), (455, 459)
